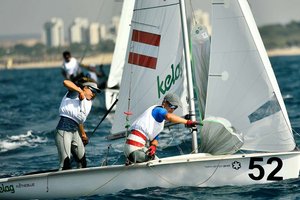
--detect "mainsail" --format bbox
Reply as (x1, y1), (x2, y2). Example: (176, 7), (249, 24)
(205, 0), (295, 152)
(111, 0), (189, 135)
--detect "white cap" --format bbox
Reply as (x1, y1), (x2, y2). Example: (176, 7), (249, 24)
(82, 82), (101, 93)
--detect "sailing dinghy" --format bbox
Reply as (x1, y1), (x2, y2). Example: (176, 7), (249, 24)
(1, 0), (300, 199)
(104, 0), (135, 111)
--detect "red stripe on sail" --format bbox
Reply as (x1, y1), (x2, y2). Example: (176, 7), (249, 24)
(132, 29), (161, 46)
(128, 52), (157, 69)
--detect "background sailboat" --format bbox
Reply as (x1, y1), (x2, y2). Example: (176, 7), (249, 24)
(104, 0), (135, 111)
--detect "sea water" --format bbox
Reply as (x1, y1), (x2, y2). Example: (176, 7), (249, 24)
(1, 56), (300, 199)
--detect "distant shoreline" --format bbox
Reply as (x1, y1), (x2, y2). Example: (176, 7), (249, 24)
(267, 47), (300, 57)
(0, 53), (113, 70)
(1, 48), (300, 70)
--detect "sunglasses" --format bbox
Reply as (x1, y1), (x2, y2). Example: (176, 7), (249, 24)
(168, 102), (178, 110)
(88, 86), (98, 94)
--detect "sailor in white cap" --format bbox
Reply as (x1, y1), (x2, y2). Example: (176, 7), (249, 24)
(124, 93), (199, 164)
(54, 78), (101, 170)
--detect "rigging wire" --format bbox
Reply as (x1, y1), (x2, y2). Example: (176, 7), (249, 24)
(76, 156), (223, 194)
(100, 144), (111, 166)
(79, 0), (106, 64)
(146, 157), (222, 187)
(160, 124), (186, 156)
(292, 128), (300, 143)
(84, 167), (129, 197)
(85, 0), (121, 161)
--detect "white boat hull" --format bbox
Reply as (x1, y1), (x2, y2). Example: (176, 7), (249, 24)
(1, 151), (299, 199)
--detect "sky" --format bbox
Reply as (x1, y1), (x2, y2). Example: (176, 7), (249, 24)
(0, 0), (300, 37)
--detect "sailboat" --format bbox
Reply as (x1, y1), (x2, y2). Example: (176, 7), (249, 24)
(1, 0), (299, 199)
(104, 0), (135, 111)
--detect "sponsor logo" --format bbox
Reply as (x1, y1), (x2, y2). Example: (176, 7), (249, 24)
(157, 63), (183, 98)
(0, 183), (15, 193)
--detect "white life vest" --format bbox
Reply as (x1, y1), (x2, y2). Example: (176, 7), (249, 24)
(59, 92), (92, 124)
(124, 105), (165, 156)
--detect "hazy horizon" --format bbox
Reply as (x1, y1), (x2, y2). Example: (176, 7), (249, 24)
(1, 0), (300, 38)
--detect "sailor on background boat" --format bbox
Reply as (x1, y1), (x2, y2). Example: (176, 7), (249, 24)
(62, 51), (102, 83)
(55, 78), (101, 170)
(62, 50), (107, 89)
(86, 64), (107, 89)
(124, 93), (200, 164)
(62, 51), (84, 83)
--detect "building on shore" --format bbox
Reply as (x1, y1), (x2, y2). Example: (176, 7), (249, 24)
(89, 22), (101, 45)
(43, 18), (65, 47)
(69, 17), (89, 44)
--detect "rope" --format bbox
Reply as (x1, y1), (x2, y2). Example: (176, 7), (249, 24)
(84, 166), (129, 196)
(176, 145), (184, 155)
(100, 144), (124, 166)
(292, 128), (300, 149)
(110, 154), (123, 166)
(147, 164), (180, 187)
(146, 157), (222, 187)
(100, 144), (112, 166)
(196, 160), (221, 186)
(292, 128), (300, 138)
(160, 125), (180, 150)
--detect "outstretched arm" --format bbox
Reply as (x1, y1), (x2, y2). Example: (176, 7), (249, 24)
(165, 113), (200, 127)
(165, 113), (188, 124)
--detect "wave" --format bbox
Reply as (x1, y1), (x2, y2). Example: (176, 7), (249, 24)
(283, 94), (293, 99)
(0, 130), (48, 153)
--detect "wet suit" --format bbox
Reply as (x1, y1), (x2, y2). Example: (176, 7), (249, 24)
(55, 91), (91, 170)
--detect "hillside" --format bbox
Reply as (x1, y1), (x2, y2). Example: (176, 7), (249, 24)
(259, 21), (300, 49)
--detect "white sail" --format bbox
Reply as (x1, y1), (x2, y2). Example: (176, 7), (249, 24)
(111, 0), (189, 134)
(205, 0), (295, 152)
(200, 116), (244, 155)
(191, 25), (211, 119)
(105, 0), (135, 110)
(1, 1), (300, 199)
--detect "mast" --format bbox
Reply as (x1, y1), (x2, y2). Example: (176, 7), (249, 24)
(179, 0), (198, 153)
